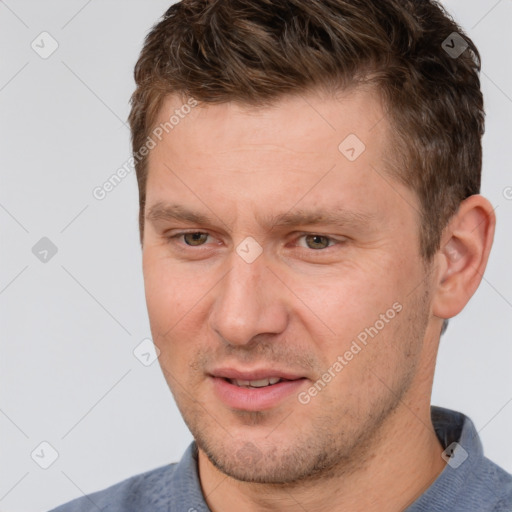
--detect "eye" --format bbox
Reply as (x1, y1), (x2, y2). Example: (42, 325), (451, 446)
(296, 234), (338, 250)
(167, 231), (212, 247)
(181, 232), (209, 246)
(166, 231), (343, 254)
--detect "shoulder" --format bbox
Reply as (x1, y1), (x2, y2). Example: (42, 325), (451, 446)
(48, 463), (176, 512)
(484, 457), (512, 511)
(414, 407), (512, 512)
(455, 448), (512, 511)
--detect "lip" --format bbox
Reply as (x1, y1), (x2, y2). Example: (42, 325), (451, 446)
(209, 367), (305, 381)
(208, 368), (308, 411)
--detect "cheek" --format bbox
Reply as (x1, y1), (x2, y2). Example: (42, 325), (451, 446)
(290, 264), (403, 337)
(144, 272), (179, 329)
(143, 253), (201, 321)
(143, 257), (185, 346)
(142, 255), (214, 362)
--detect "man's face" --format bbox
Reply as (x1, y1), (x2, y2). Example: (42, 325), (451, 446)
(142, 89), (437, 483)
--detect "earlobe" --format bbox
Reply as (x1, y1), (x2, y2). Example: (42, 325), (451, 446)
(432, 194), (496, 320)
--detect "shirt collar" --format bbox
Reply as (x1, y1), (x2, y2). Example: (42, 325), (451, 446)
(405, 405), (484, 511)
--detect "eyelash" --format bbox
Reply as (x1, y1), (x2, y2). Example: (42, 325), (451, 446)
(165, 231), (343, 253)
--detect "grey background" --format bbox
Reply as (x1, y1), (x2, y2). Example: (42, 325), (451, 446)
(0, 1), (511, 511)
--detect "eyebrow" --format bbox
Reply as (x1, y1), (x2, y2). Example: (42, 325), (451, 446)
(145, 202), (376, 231)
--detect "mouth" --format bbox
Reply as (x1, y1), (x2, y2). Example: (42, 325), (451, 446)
(209, 368), (308, 410)
(226, 377), (296, 388)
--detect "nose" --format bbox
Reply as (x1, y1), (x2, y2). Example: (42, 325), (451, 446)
(208, 245), (289, 347)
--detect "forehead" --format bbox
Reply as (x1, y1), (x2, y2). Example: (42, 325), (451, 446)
(150, 87), (388, 159)
(144, 88), (418, 237)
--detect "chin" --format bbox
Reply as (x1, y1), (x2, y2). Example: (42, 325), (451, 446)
(197, 434), (339, 485)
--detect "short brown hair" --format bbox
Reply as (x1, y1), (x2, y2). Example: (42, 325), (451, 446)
(129, 0), (483, 261)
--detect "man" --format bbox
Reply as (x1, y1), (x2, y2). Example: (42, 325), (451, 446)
(50, 0), (512, 510)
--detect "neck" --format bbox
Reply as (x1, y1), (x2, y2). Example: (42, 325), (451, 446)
(197, 402), (446, 512)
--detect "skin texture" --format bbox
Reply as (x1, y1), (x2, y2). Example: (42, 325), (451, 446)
(142, 88), (495, 512)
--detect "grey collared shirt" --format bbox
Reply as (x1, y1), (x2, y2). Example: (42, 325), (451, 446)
(49, 406), (512, 511)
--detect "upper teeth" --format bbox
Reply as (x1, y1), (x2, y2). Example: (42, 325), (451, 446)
(231, 377), (282, 388)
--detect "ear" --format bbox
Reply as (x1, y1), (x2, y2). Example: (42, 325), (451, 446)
(431, 194), (496, 320)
